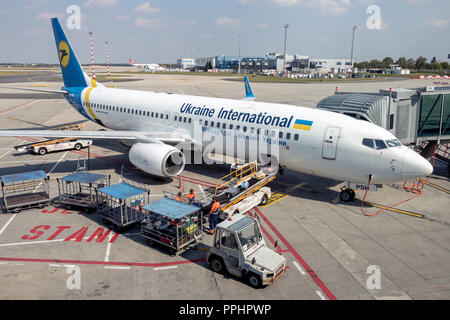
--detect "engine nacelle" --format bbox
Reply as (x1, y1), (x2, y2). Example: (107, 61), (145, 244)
(129, 143), (185, 177)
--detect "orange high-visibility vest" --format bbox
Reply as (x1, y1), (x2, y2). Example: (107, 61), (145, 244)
(185, 192), (195, 200)
(210, 201), (220, 213)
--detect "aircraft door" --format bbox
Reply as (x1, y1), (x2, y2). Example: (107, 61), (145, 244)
(322, 126), (341, 160)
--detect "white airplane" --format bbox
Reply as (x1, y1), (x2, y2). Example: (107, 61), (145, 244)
(129, 58), (164, 72)
(0, 18), (433, 202)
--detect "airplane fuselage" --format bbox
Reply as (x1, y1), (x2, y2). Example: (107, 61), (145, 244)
(64, 85), (432, 184)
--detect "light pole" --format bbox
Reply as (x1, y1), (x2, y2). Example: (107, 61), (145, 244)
(238, 34), (241, 74)
(283, 24), (289, 76)
(350, 26), (357, 76)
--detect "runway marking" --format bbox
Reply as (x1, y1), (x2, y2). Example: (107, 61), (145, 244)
(33, 151), (67, 193)
(260, 192), (288, 207)
(154, 266), (178, 271)
(0, 100), (39, 116)
(0, 215), (17, 237)
(292, 261), (306, 275)
(104, 266), (130, 270)
(0, 141), (25, 160)
(366, 202), (425, 219)
(253, 207), (337, 300)
(104, 232), (113, 262)
(0, 261), (24, 266)
(0, 238), (66, 247)
(316, 290), (327, 300)
(0, 257), (206, 268)
(424, 181), (450, 194)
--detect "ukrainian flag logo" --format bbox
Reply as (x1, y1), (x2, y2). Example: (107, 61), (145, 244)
(293, 119), (313, 131)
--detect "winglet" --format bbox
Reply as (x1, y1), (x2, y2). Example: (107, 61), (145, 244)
(243, 75), (255, 101)
(51, 18), (87, 88)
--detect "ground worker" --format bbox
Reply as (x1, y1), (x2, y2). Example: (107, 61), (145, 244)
(209, 197), (220, 234)
(184, 188), (196, 204)
(175, 191), (183, 202)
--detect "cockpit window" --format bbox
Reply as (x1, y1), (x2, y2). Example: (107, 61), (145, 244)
(375, 139), (388, 150)
(385, 139), (401, 147)
(362, 138), (374, 149)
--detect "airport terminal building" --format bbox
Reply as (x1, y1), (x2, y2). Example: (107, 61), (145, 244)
(193, 53), (351, 74)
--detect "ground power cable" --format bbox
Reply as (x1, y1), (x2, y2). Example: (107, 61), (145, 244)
(360, 145), (437, 217)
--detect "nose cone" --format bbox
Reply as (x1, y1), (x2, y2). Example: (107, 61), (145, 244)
(401, 148), (433, 179)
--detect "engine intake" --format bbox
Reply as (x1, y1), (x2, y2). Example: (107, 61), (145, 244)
(129, 143), (185, 177)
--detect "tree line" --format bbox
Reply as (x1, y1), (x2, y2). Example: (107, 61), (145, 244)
(354, 56), (449, 71)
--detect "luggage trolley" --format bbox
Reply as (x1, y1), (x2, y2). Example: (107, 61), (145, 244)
(55, 172), (111, 212)
(96, 182), (150, 233)
(1, 170), (50, 213)
(141, 198), (203, 255)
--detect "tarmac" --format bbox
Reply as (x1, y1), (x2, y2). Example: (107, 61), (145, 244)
(0, 67), (449, 300)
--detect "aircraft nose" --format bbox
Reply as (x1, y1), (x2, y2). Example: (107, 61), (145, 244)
(401, 148), (433, 179)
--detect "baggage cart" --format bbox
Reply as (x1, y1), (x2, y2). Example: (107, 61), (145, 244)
(141, 198), (203, 255)
(55, 172), (111, 212)
(1, 170), (50, 213)
(96, 182), (150, 232)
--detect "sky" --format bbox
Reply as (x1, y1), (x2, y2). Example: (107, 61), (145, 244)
(0, 0), (449, 64)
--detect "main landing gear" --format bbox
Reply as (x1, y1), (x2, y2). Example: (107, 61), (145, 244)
(340, 188), (355, 202)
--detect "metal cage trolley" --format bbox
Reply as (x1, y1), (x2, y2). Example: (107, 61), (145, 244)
(1, 170), (50, 213)
(55, 172), (111, 212)
(96, 182), (150, 232)
(141, 198), (203, 255)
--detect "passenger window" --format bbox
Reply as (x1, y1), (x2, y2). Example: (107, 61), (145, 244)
(294, 134), (299, 141)
(251, 128), (255, 134)
(211, 121), (214, 127)
(279, 131), (283, 138)
(151, 112), (154, 117)
(362, 138), (374, 149)
(229, 124), (233, 129)
(264, 129), (268, 136)
(174, 116), (177, 121)
(183, 117), (186, 122)
(205, 120), (208, 126)
(166, 114), (169, 120)
(188, 118), (191, 124)
(271, 130), (276, 137)
(161, 114), (164, 119)
(257, 128), (261, 135)
(222, 123), (226, 129)
(236, 125), (240, 131)
(286, 133), (291, 140)
(217, 122), (220, 128)
(375, 139), (387, 150)
(243, 126), (247, 132)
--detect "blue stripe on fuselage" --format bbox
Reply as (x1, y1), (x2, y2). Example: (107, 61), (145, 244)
(63, 86), (89, 119)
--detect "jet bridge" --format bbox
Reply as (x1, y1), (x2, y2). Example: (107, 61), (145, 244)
(316, 86), (450, 166)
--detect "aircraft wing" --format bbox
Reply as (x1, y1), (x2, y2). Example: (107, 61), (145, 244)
(0, 130), (193, 144)
(0, 86), (68, 94)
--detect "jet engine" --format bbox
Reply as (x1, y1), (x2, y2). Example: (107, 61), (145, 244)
(129, 143), (185, 177)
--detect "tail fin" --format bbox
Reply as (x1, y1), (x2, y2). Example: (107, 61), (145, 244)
(129, 59), (135, 65)
(51, 18), (87, 88)
(243, 75), (255, 101)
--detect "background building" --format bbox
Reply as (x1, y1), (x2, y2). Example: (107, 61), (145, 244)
(177, 58), (196, 69)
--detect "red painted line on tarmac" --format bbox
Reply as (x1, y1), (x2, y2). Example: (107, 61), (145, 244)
(247, 211), (286, 252)
(0, 256), (206, 268)
(253, 207), (337, 300)
(178, 175), (216, 187)
(0, 100), (38, 116)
